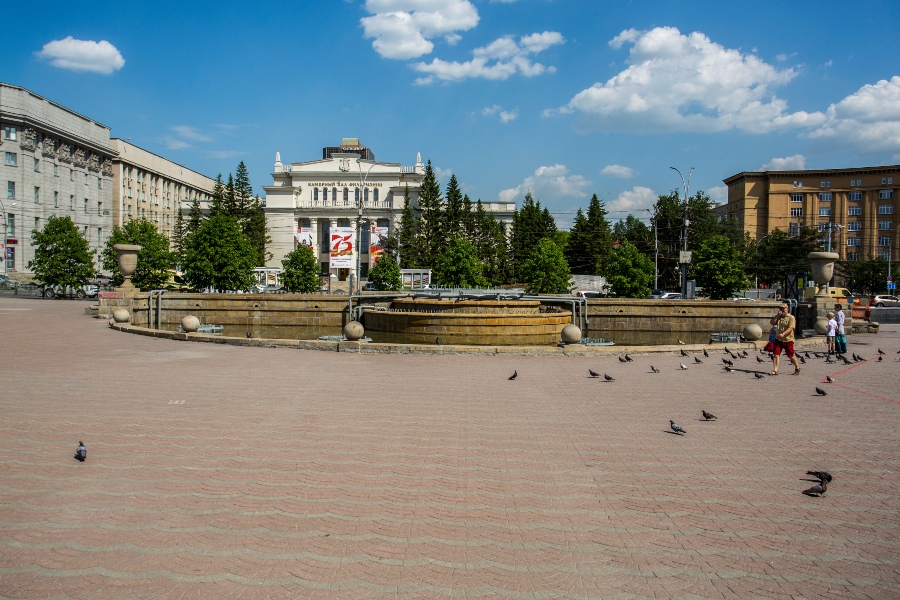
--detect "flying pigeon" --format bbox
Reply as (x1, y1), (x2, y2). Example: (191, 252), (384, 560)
(802, 480), (827, 496)
(806, 470), (833, 483)
(703, 349), (709, 358)
(650, 365), (660, 373)
(681, 349), (688, 357)
(625, 354), (634, 362)
(826, 375), (834, 383)
(756, 356), (765, 363)
(669, 420), (686, 434)
(755, 372), (765, 379)
(694, 356), (703, 364)
(604, 373), (615, 382)
(701, 410), (716, 420)
(74, 441), (86, 462)
(588, 369), (600, 378)
(508, 370), (517, 380)
(679, 363), (688, 370)
(815, 387), (827, 396)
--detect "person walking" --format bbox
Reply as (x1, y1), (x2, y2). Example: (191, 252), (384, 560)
(825, 311), (837, 359)
(769, 303), (801, 376)
(834, 303), (847, 354)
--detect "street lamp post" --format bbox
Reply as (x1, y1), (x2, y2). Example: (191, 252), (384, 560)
(355, 158), (376, 294)
(0, 197), (13, 277)
(670, 166), (694, 298)
(641, 208), (658, 290)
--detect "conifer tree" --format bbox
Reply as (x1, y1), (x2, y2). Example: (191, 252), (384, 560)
(172, 204), (186, 264)
(444, 174), (464, 237)
(416, 160), (444, 268)
(208, 174), (226, 216)
(397, 186), (420, 268)
(510, 192), (556, 281)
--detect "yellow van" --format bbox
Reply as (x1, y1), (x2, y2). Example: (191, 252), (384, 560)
(802, 287), (852, 300)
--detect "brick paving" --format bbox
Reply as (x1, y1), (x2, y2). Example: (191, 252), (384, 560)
(0, 295), (898, 599)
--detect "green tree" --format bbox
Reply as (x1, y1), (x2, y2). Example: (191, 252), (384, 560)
(443, 174), (465, 236)
(521, 237), (570, 294)
(186, 195), (204, 239)
(397, 185), (420, 268)
(208, 174), (226, 216)
(471, 200), (510, 285)
(101, 218), (173, 289)
(28, 215), (95, 294)
(606, 240), (654, 298)
(244, 196), (271, 266)
(433, 236), (488, 288)
(612, 214), (654, 258)
(417, 160), (444, 268)
(752, 227), (822, 287)
(839, 257), (893, 294)
(566, 194), (613, 276)
(692, 235), (747, 299)
(281, 245), (321, 292)
(510, 192), (557, 281)
(182, 213), (256, 292)
(367, 252), (402, 291)
(172, 205), (186, 265)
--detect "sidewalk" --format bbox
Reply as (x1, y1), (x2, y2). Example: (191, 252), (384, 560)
(1, 296), (898, 599)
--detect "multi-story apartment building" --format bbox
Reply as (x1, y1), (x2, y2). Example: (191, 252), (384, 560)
(1, 83), (115, 275)
(110, 139), (215, 245)
(722, 165), (899, 261)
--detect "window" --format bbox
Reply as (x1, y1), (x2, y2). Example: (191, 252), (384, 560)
(343, 188), (348, 205)
(818, 207), (831, 216)
(878, 251), (891, 260)
(322, 187), (327, 203)
(6, 213), (14, 237)
(847, 221), (861, 231)
(84, 198), (88, 214)
(69, 194), (74, 210)
(847, 252), (859, 262)
(879, 205), (894, 214)
(83, 226), (88, 240)
(97, 228), (102, 246)
(6, 181), (14, 199)
(878, 236), (891, 246)
(847, 238), (861, 246)
(355, 188), (360, 203)
(849, 191), (862, 201)
(53, 163), (58, 177)
(878, 221), (892, 230)
(321, 222), (330, 247)
(313, 187), (318, 204)
(54, 191), (58, 208)
(790, 207), (803, 217)
(34, 217), (40, 230)
(364, 188), (369, 204)
(820, 180), (831, 188)
(127, 204), (132, 216)
(34, 186), (40, 204)
(84, 173), (88, 185)
(4, 152), (15, 166)
(848, 206), (862, 216)
(880, 189), (894, 199)
(3, 126), (17, 140)
(790, 193), (803, 202)
(97, 201), (102, 216)
(34, 158), (40, 172)
(374, 188), (379, 205)
(69, 168), (74, 182)
(793, 180), (803, 188)
(97, 177), (102, 189)
(818, 192), (832, 202)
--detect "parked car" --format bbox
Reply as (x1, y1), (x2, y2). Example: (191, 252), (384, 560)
(93, 273), (113, 286)
(42, 284), (98, 299)
(656, 292), (683, 300)
(0, 274), (18, 290)
(574, 290), (600, 299)
(872, 294), (900, 307)
(362, 282), (377, 291)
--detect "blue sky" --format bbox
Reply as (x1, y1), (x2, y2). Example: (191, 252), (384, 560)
(3, 0), (899, 228)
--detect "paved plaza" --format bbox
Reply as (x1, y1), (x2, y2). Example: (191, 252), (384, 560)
(1, 295), (898, 599)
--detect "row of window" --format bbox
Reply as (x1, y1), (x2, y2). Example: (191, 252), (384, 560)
(792, 177), (895, 188)
(790, 205), (894, 216)
(790, 190), (893, 202)
(846, 252), (894, 261)
(4, 153), (105, 186)
(312, 186), (380, 205)
(847, 237), (893, 246)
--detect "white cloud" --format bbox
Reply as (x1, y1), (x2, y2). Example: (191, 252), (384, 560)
(482, 105), (500, 116)
(170, 125), (212, 143)
(500, 108), (518, 123)
(361, 0), (479, 59)
(760, 154), (807, 170)
(36, 37), (124, 75)
(607, 186), (657, 214)
(498, 164), (590, 204)
(413, 31), (564, 83)
(600, 164), (634, 178)
(162, 136), (191, 150)
(432, 165), (454, 183)
(707, 185), (728, 203)
(553, 26), (826, 134)
(807, 76), (900, 153)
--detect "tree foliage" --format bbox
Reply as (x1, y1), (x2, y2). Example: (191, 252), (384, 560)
(838, 257), (894, 294)
(101, 218), (173, 289)
(692, 235), (747, 299)
(565, 194), (612, 276)
(182, 214), (256, 292)
(367, 252), (403, 291)
(606, 240), (654, 298)
(751, 227), (822, 287)
(521, 237), (570, 294)
(280, 245), (321, 292)
(416, 160), (445, 269)
(28, 215), (95, 292)
(510, 192), (557, 282)
(397, 185), (420, 269)
(434, 236), (489, 288)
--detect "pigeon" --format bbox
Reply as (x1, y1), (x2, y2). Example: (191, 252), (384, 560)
(701, 410), (717, 420)
(619, 356), (628, 363)
(806, 470), (833, 483)
(815, 387), (827, 396)
(878, 348), (885, 355)
(670, 420), (686, 434)
(681, 349), (688, 357)
(740, 350), (749, 358)
(724, 366), (734, 372)
(246, 332), (252, 339)
(650, 365), (660, 373)
(74, 441), (86, 462)
(678, 340), (686, 345)
(679, 363), (688, 370)
(435, 337), (441, 345)
(729, 352), (738, 360)
(757, 356), (765, 363)
(508, 370), (517, 380)
(694, 356), (703, 364)
(625, 354), (634, 362)
(799, 356), (806, 364)
(841, 356), (852, 365)
(724, 347), (731, 354)
(877, 356), (883, 362)
(755, 372), (765, 379)
(604, 373), (615, 382)
(723, 359), (733, 366)
(588, 369), (600, 378)
(802, 480), (827, 496)
(804, 351), (811, 359)
(703, 349), (709, 358)
(826, 375), (834, 383)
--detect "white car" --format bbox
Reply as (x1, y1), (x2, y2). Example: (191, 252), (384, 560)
(657, 292), (683, 299)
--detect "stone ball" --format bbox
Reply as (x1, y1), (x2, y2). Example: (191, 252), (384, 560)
(560, 323), (582, 344)
(343, 320), (365, 341)
(181, 315), (201, 333)
(112, 308), (131, 324)
(742, 323), (762, 341)
(814, 317), (828, 335)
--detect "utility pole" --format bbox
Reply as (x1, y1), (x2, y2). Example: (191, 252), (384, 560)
(670, 166), (693, 298)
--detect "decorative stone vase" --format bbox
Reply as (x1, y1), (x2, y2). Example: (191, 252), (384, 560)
(113, 244), (142, 290)
(808, 251), (839, 296)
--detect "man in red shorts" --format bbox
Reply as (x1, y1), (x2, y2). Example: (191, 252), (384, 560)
(769, 303), (801, 375)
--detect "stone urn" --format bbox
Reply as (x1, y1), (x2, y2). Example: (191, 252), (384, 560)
(808, 251), (839, 296)
(114, 244), (142, 290)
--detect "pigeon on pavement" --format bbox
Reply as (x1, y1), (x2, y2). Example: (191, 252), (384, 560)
(806, 470), (833, 483)
(604, 373), (615, 382)
(625, 354), (634, 362)
(826, 375), (834, 383)
(679, 363), (688, 370)
(588, 369), (600, 378)
(755, 372), (765, 379)
(508, 370), (517, 380)
(650, 365), (660, 373)
(802, 480), (827, 496)
(681, 349), (688, 357)
(815, 387), (827, 396)
(619, 356), (628, 363)
(878, 348), (885, 355)
(74, 441), (86, 462)
(703, 350), (709, 357)
(757, 356), (765, 363)
(694, 357), (703, 364)
(670, 420), (686, 434)
(701, 410), (717, 420)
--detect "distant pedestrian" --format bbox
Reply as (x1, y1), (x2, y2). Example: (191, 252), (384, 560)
(834, 303), (847, 354)
(769, 303), (801, 376)
(825, 311), (837, 356)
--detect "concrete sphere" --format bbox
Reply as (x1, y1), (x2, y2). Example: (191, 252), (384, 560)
(343, 321), (365, 341)
(560, 323), (582, 344)
(112, 308), (131, 323)
(742, 323), (762, 341)
(814, 317), (828, 335)
(181, 315), (201, 333)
